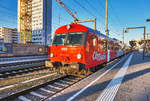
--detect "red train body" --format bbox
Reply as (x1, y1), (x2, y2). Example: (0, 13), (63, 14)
(46, 24), (123, 75)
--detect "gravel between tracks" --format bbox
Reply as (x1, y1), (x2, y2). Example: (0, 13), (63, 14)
(0, 69), (60, 99)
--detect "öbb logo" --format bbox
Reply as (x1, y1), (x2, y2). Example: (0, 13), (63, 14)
(92, 51), (106, 61)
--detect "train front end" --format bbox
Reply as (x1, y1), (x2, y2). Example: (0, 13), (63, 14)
(45, 24), (88, 75)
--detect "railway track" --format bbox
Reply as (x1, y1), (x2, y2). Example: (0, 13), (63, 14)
(0, 54), (48, 79)
(0, 55), (48, 62)
(0, 60), (48, 79)
(0, 66), (48, 79)
(0, 54), (125, 100)
(0, 75), (82, 101)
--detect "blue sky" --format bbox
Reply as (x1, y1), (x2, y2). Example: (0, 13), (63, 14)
(0, 0), (150, 44)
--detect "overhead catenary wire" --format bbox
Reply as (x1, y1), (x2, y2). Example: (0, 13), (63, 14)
(73, 0), (97, 18)
(109, 1), (122, 27)
(54, 0), (122, 41)
(97, 0), (122, 39)
(0, 4), (17, 13)
(84, 0), (105, 27)
(86, 0), (105, 18)
(0, 9), (17, 16)
(0, 2), (17, 28)
(68, 0), (105, 32)
(83, 0), (119, 37)
(108, 0), (125, 37)
(96, 0), (106, 12)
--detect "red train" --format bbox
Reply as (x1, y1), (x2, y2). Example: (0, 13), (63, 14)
(45, 24), (124, 75)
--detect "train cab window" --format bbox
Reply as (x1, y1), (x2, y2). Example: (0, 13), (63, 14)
(66, 32), (84, 45)
(53, 32), (85, 46)
(52, 34), (66, 46)
(93, 37), (97, 46)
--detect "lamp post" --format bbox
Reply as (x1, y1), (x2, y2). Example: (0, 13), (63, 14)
(147, 33), (150, 39)
(125, 26), (146, 59)
(146, 19), (150, 54)
(122, 28), (125, 44)
(105, 0), (108, 36)
(105, 0), (110, 62)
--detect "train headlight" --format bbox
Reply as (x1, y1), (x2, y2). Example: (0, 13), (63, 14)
(67, 24), (71, 30)
(50, 53), (53, 58)
(77, 54), (82, 59)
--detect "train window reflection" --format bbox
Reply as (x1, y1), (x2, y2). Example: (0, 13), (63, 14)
(52, 32), (84, 46)
(66, 32), (83, 45)
(52, 34), (66, 46)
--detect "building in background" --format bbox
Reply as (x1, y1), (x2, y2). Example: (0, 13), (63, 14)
(0, 28), (4, 42)
(18, 0), (52, 46)
(0, 27), (17, 43)
(12, 28), (18, 43)
(0, 38), (4, 43)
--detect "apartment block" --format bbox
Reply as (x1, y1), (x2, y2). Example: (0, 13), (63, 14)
(0, 27), (17, 43)
(18, 0), (52, 45)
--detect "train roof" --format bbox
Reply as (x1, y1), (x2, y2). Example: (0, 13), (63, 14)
(55, 24), (118, 42)
(55, 24), (88, 34)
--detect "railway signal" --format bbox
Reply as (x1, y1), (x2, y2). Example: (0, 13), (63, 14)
(146, 19), (150, 22)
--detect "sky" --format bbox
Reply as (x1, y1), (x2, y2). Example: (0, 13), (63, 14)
(0, 0), (150, 45)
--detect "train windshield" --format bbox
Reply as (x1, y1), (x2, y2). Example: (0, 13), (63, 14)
(52, 32), (85, 46)
(52, 34), (66, 46)
(66, 32), (83, 45)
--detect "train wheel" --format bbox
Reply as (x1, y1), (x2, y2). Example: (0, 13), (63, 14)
(86, 68), (92, 76)
(59, 67), (65, 75)
(57, 67), (62, 74)
(78, 69), (91, 78)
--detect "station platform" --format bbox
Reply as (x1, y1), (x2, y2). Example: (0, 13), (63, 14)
(46, 52), (150, 101)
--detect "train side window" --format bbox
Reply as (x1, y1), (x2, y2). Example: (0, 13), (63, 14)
(98, 40), (103, 50)
(93, 37), (97, 46)
(103, 40), (107, 51)
(108, 42), (110, 50)
(111, 43), (114, 50)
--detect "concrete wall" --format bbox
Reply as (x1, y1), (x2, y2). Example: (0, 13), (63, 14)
(12, 43), (47, 56)
(0, 43), (47, 57)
